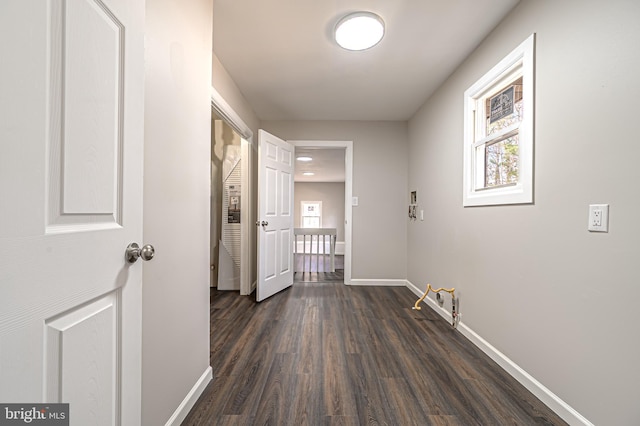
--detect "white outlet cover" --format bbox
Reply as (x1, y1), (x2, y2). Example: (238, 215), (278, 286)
(588, 204), (609, 232)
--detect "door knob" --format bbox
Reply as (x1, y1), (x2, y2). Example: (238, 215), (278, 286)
(255, 221), (268, 227)
(126, 242), (155, 263)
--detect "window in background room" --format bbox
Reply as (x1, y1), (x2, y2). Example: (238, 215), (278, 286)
(463, 33), (535, 207)
(301, 201), (322, 228)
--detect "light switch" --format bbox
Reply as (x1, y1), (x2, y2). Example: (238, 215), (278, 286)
(352, 196), (359, 206)
(420, 210), (424, 221)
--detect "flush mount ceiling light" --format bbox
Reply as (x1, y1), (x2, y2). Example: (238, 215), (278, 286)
(335, 12), (385, 51)
(303, 172), (315, 176)
(296, 156), (313, 162)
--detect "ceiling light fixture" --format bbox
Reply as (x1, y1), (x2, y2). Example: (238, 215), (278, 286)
(296, 156), (313, 162)
(303, 172), (315, 176)
(335, 12), (385, 51)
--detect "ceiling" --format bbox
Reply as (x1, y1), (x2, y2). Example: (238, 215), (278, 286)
(294, 148), (345, 183)
(213, 0), (520, 122)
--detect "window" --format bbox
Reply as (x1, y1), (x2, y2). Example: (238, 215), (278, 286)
(301, 201), (322, 228)
(463, 34), (535, 206)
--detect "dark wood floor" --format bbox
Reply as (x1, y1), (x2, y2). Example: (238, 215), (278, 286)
(183, 282), (566, 425)
(295, 254), (344, 283)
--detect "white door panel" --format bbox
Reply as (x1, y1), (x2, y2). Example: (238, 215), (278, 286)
(47, 0), (126, 231)
(257, 130), (294, 301)
(45, 293), (119, 423)
(265, 230), (277, 280)
(0, 0), (144, 424)
(280, 228), (292, 273)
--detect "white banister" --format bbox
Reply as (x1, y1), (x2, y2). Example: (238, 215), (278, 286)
(293, 228), (337, 272)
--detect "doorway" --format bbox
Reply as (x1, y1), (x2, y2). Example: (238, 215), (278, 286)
(211, 111), (243, 290)
(211, 97), (254, 296)
(292, 140), (353, 285)
(210, 91), (353, 294)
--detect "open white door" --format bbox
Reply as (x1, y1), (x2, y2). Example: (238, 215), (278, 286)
(0, 0), (144, 424)
(257, 130), (294, 301)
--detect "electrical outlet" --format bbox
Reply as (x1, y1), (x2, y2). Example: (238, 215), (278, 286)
(588, 204), (609, 232)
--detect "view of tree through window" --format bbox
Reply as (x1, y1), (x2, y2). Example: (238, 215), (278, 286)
(484, 135), (519, 187)
(463, 33), (534, 206)
(482, 77), (523, 188)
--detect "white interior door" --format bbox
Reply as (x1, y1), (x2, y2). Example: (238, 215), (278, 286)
(257, 130), (294, 301)
(0, 0), (145, 424)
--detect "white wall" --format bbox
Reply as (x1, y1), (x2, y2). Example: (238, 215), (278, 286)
(212, 45), (261, 289)
(143, 0), (213, 424)
(294, 182), (345, 241)
(407, 1), (640, 424)
(212, 54), (260, 136)
(262, 121), (408, 281)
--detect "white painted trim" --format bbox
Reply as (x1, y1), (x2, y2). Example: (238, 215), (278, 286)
(344, 144), (352, 285)
(458, 324), (593, 426)
(290, 140), (353, 285)
(211, 86), (253, 141)
(300, 200), (323, 228)
(349, 279), (406, 287)
(463, 34), (535, 207)
(295, 241), (345, 255)
(406, 281), (593, 426)
(164, 366), (212, 426)
(240, 139), (251, 295)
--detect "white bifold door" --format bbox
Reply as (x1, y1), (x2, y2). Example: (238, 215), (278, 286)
(0, 0), (145, 424)
(256, 130), (294, 302)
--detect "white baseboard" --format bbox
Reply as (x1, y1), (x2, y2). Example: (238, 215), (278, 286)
(405, 280), (593, 426)
(349, 278), (406, 287)
(165, 366), (212, 426)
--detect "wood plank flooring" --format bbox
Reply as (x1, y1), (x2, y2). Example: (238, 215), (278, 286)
(183, 283), (567, 425)
(295, 254), (344, 283)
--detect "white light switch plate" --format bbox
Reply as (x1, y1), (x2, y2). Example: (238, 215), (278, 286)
(352, 196), (359, 206)
(588, 204), (609, 232)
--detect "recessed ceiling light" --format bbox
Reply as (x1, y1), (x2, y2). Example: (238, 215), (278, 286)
(303, 172), (315, 176)
(296, 156), (313, 162)
(335, 12), (385, 51)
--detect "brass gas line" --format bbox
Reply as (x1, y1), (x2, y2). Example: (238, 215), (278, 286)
(412, 283), (458, 328)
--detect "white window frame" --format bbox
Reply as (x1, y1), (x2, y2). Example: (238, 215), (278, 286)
(301, 201), (322, 228)
(463, 34), (535, 207)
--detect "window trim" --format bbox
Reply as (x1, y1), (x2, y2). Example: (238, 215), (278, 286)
(301, 200), (322, 228)
(463, 33), (535, 207)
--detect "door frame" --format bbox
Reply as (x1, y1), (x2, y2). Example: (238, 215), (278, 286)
(211, 87), (254, 295)
(290, 140), (353, 285)
(210, 88), (354, 287)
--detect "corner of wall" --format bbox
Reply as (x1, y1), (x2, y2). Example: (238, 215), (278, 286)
(405, 281), (593, 426)
(163, 367), (212, 426)
(212, 53), (260, 135)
